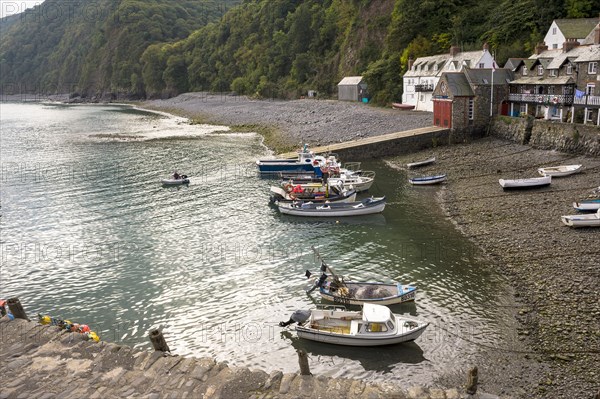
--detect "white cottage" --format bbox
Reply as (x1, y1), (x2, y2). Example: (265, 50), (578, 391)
(543, 18), (599, 50)
(402, 44), (496, 112)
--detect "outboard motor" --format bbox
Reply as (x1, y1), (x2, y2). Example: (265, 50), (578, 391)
(279, 309), (311, 327)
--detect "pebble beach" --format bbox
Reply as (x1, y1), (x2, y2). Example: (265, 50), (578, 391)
(142, 93), (600, 398)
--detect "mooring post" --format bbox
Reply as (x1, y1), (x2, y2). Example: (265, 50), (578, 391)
(7, 297), (29, 321)
(466, 366), (478, 395)
(297, 349), (311, 376)
(149, 328), (170, 352)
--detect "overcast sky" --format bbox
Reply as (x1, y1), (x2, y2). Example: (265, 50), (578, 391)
(1, 1), (44, 19)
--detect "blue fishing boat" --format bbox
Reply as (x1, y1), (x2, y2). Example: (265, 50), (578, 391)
(256, 145), (338, 175)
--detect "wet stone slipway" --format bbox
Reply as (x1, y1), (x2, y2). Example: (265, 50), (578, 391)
(0, 319), (506, 399)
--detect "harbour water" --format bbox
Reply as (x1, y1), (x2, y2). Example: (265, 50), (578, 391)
(1, 102), (510, 385)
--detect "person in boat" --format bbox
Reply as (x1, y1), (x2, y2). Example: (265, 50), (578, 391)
(173, 171), (180, 180)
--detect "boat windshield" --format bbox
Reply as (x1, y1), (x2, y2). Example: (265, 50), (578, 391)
(365, 322), (388, 333)
(387, 320), (395, 331)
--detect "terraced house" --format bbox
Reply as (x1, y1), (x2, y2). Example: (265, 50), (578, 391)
(506, 19), (600, 125)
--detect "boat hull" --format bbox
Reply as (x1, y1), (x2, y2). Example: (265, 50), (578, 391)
(161, 178), (190, 185)
(499, 176), (551, 189)
(407, 157), (436, 168)
(257, 161), (318, 174)
(319, 282), (416, 305)
(561, 210), (600, 227)
(573, 200), (600, 211)
(409, 174), (446, 185)
(296, 316), (428, 346)
(537, 164), (582, 177)
(278, 197), (385, 217)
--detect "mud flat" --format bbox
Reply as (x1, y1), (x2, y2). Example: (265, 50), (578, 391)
(388, 137), (600, 399)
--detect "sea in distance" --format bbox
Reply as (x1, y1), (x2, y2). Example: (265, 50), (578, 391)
(0, 102), (512, 386)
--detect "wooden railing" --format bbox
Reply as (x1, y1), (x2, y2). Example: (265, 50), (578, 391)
(508, 93), (573, 105)
(573, 95), (600, 106)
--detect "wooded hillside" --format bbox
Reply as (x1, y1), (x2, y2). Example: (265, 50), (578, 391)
(1, 0), (598, 103)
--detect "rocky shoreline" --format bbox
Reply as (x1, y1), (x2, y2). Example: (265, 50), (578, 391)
(388, 139), (599, 399)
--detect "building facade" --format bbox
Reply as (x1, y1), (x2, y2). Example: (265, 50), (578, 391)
(402, 44), (496, 112)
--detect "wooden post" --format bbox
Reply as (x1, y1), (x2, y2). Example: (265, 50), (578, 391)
(297, 349), (311, 376)
(466, 366), (478, 395)
(149, 328), (170, 352)
(7, 297), (29, 321)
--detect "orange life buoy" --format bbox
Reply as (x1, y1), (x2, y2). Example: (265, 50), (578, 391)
(313, 160), (319, 166)
(284, 183), (294, 192)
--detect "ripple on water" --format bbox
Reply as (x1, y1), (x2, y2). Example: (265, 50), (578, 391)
(0, 103), (511, 386)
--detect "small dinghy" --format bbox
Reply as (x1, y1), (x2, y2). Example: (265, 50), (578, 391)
(573, 199), (600, 211)
(561, 209), (600, 228)
(161, 173), (189, 185)
(278, 197), (385, 217)
(279, 303), (428, 347)
(408, 174), (446, 185)
(305, 246), (417, 305)
(537, 164), (582, 177)
(499, 175), (551, 189)
(392, 103), (415, 110)
(406, 157), (435, 168)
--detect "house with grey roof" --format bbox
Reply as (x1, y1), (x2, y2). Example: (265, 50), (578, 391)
(544, 18), (599, 50)
(402, 44), (496, 112)
(508, 22), (600, 125)
(432, 67), (513, 136)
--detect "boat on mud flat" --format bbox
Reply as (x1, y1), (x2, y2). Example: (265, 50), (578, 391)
(573, 199), (600, 211)
(499, 175), (551, 189)
(278, 303), (428, 346)
(392, 103), (415, 110)
(408, 174), (446, 185)
(277, 196), (386, 217)
(561, 208), (600, 228)
(537, 164), (582, 177)
(406, 157), (436, 168)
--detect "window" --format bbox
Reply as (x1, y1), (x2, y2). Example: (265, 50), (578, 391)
(552, 44), (558, 49)
(552, 27), (557, 35)
(589, 62), (598, 74)
(479, 63), (485, 68)
(424, 64), (429, 72)
(522, 66), (528, 76)
(433, 64), (438, 72)
(537, 65), (544, 75)
(519, 103), (527, 115)
(549, 69), (557, 77)
(566, 64), (573, 75)
(586, 109), (594, 122)
(366, 323), (388, 333)
(586, 84), (595, 96)
(468, 98), (474, 120)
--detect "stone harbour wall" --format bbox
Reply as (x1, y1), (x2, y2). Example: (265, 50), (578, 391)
(489, 116), (600, 156)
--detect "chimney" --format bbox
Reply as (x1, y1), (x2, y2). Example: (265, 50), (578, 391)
(408, 57), (414, 70)
(483, 42), (489, 51)
(563, 38), (579, 53)
(450, 45), (460, 57)
(595, 24), (600, 45)
(535, 42), (547, 55)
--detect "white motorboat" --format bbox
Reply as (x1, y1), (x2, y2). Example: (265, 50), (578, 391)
(537, 164), (582, 177)
(409, 174), (446, 185)
(561, 208), (600, 228)
(279, 303), (428, 347)
(499, 175), (551, 189)
(277, 196), (385, 217)
(406, 157), (435, 168)
(328, 170), (375, 192)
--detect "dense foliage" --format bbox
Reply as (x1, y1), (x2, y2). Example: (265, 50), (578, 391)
(1, 0), (598, 102)
(0, 0), (239, 96)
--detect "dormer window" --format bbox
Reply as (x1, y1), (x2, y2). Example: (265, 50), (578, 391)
(537, 65), (544, 75)
(522, 66), (528, 76)
(433, 64), (438, 72)
(424, 64), (429, 72)
(566, 64), (573, 74)
(549, 69), (557, 77)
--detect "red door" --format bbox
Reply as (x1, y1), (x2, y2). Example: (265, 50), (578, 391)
(501, 101), (509, 116)
(433, 100), (452, 128)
